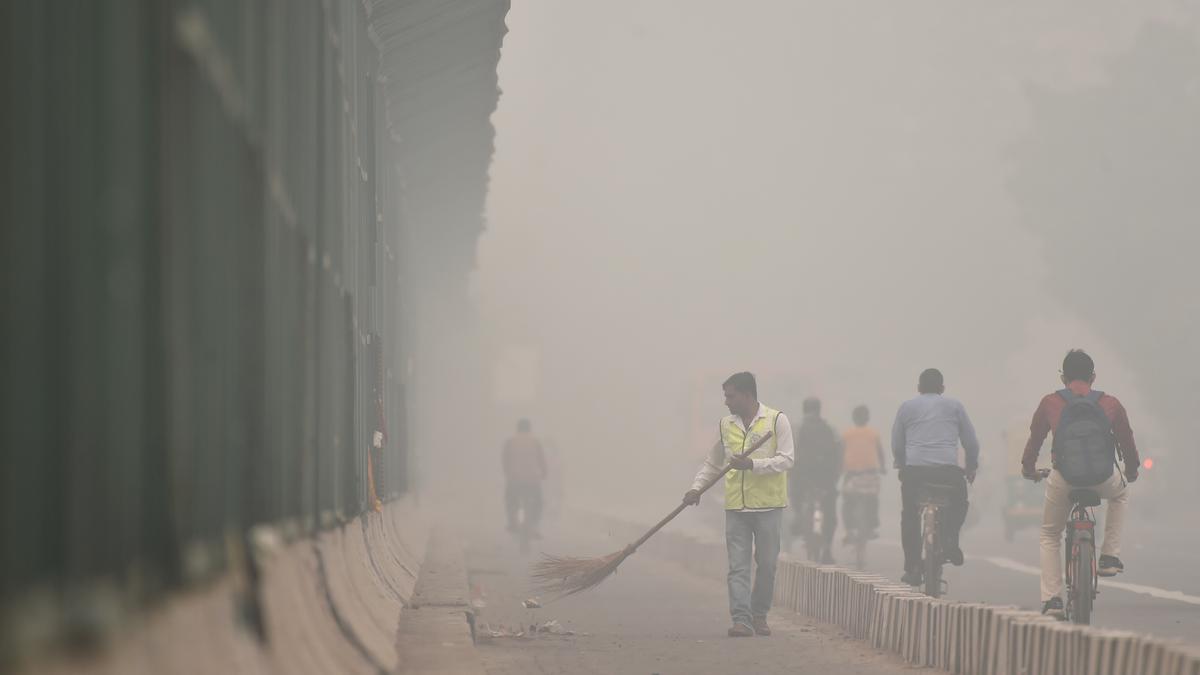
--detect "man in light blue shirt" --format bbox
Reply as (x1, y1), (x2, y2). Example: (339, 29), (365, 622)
(891, 368), (979, 586)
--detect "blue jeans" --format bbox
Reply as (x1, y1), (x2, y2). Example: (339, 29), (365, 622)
(725, 509), (782, 626)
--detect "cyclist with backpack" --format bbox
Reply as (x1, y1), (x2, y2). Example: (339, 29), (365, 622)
(1022, 349), (1140, 619)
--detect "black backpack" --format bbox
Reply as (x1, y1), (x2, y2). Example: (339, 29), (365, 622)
(1051, 389), (1117, 486)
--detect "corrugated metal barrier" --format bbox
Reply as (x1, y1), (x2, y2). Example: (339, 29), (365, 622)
(0, 0), (508, 666)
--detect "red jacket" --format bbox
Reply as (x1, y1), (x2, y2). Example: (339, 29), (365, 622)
(1021, 380), (1140, 478)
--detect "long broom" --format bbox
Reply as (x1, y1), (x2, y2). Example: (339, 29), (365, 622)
(532, 430), (775, 597)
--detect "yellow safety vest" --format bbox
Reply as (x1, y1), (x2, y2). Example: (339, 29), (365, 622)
(721, 406), (787, 510)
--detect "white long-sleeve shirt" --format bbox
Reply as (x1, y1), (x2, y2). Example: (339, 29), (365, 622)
(690, 404), (795, 511)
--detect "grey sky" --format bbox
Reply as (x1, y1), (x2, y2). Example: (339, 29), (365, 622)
(476, 2), (1187, 505)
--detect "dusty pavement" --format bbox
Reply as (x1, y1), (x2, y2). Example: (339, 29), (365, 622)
(463, 516), (917, 675)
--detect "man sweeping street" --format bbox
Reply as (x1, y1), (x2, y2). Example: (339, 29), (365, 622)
(683, 372), (795, 638)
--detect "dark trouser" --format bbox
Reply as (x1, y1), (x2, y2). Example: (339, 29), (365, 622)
(842, 493), (879, 533)
(900, 465), (968, 573)
(505, 480), (543, 530)
(791, 484), (839, 550)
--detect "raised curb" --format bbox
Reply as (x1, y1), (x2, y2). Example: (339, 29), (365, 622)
(394, 528), (484, 675)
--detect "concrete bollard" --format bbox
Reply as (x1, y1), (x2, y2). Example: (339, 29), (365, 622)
(932, 600), (950, 672)
(1169, 641), (1200, 675)
(963, 603), (991, 675)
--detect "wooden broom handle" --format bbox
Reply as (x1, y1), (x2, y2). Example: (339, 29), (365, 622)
(626, 431), (775, 553)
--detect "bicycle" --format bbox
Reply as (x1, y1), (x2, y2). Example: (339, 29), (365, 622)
(842, 473), (881, 570)
(840, 499), (871, 570)
(514, 517), (532, 554)
(844, 528), (869, 570)
(506, 505), (539, 556)
(1036, 468), (1099, 624)
(918, 483), (958, 598)
(799, 490), (832, 564)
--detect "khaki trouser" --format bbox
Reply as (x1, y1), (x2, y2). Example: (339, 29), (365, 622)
(1040, 469), (1128, 602)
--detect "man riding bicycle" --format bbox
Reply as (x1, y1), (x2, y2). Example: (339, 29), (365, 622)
(790, 397), (842, 564)
(841, 405), (886, 543)
(892, 368), (979, 586)
(1021, 350), (1139, 619)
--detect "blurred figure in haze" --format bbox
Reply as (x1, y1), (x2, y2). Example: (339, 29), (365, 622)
(841, 405), (886, 543)
(502, 418), (547, 537)
(790, 397), (843, 564)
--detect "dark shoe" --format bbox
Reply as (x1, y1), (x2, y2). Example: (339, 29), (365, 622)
(820, 552), (836, 565)
(1098, 555), (1124, 577)
(728, 622), (754, 638)
(901, 570), (923, 586)
(751, 617), (771, 636)
(944, 547), (964, 567)
(1042, 597), (1065, 619)
(866, 530), (879, 541)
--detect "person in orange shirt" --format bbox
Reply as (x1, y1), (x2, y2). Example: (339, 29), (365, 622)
(841, 405), (887, 542)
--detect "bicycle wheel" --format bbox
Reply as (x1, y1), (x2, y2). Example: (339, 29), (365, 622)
(806, 503), (824, 562)
(517, 524), (530, 554)
(1071, 538), (1094, 625)
(922, 505), (942, 597)
(854, 536), (867, 570)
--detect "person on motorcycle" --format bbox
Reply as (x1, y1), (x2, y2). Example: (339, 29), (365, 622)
(790, 397), (842, 564)
(1021, 349), (1139, 619)
(841, 405), (886, 543)
(892, 368), (979, 586)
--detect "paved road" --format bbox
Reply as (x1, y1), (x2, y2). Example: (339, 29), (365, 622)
(463, 520), (915, 675)
(458, 479), (1199, 674)
(778, 485), (1200, 643)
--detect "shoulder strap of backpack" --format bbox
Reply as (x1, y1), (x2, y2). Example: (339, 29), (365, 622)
(1086, 390), (1104, 403)
(1057, 388), (1073, 402)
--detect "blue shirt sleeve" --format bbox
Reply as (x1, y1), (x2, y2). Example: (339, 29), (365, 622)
(957, 402), (980, 472)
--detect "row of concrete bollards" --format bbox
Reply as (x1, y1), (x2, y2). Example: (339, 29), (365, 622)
(772, 559), (1200, 675)
(581, 512), (1200, 675)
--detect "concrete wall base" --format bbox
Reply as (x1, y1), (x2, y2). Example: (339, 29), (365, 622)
(17, 498), (447, 675)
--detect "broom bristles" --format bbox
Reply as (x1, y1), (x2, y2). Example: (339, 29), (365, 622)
(531, 546), (635, 598)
